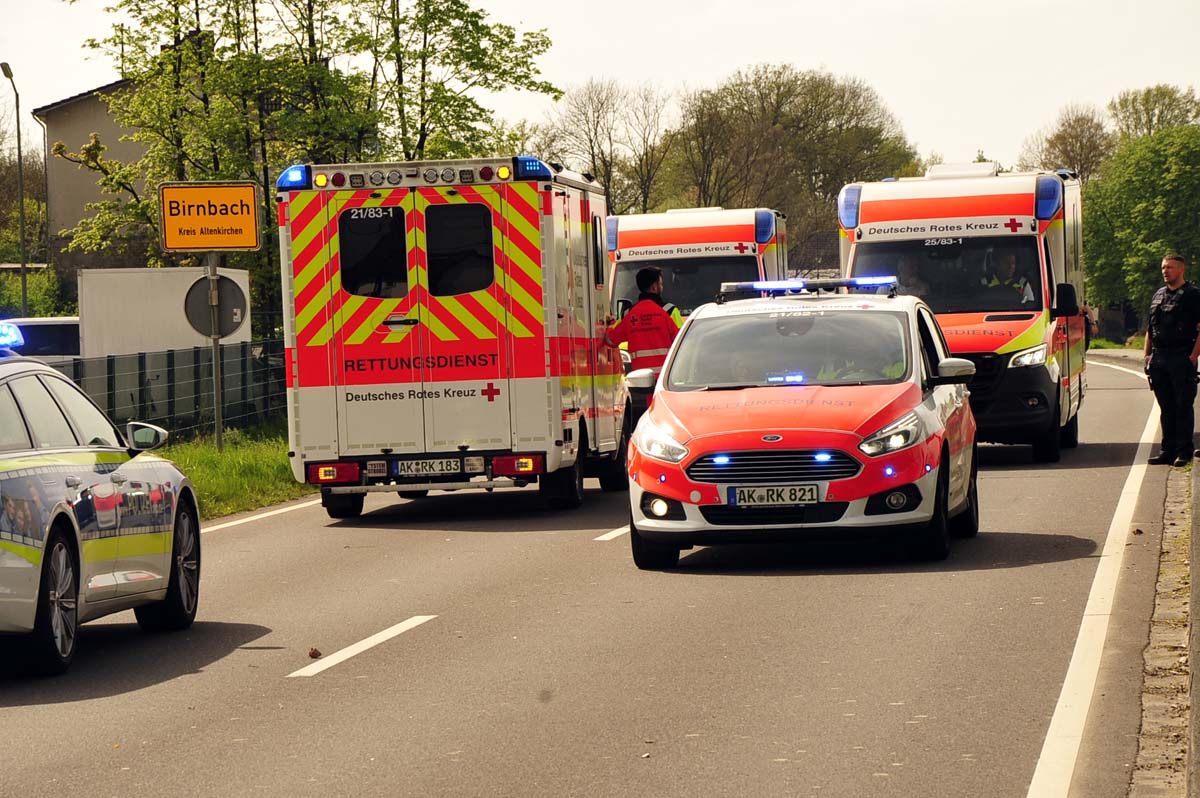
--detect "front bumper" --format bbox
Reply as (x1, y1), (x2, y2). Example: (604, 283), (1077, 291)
(628, 438), (942, 547)
(964, 356), (1058, 444)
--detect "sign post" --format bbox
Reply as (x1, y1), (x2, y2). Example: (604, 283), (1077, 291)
(159, 181), (260, 450)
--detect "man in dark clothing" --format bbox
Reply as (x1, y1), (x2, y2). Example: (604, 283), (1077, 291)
(1144, 253), (1200, 466)
(605, 267), (683, 429)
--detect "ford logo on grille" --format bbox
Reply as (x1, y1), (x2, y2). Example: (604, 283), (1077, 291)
(761, 434), (783, 442)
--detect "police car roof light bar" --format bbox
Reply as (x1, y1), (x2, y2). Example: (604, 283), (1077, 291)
(716, 276), (898, 302)
(0, 322), (24, 349)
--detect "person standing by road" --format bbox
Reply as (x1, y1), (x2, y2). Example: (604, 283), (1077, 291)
(1144, 253), (1200, 466)
(605, 266), (683, 428)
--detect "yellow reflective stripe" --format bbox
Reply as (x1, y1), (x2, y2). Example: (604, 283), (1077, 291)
(346, 298), (404, 345)
(306, 271), (340, 346)
(438, 295), (496, 339)
(0, 539), (40, 566)
(82, 537), (119, 563)
(997, 311), (1050, 354)
(118, 531), (171, 557)
(422, 311), (459, 341)
(476, 290), (532, 338)
(630, 347), (669, 358)
(0, 451), (129, 474)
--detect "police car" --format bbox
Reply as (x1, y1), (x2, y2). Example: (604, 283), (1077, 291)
(626, 278), (979, 569)
(0, 324), (200, 673)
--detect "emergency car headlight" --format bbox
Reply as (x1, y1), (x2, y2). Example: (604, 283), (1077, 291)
(859, 411), (924, 457)
(632, 422), (689, 464)
(1008, 344), (1048, 369)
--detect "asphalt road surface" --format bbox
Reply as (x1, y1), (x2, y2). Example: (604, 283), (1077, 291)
(0, 360), (1171, 798)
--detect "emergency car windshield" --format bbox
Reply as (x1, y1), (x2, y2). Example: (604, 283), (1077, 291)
(612, 256), (758, 316)
(665, 310), (910, 390)
(850, 237), (1043, 313)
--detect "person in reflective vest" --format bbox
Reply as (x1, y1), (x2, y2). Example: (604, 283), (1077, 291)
(605, 266), (683, 427)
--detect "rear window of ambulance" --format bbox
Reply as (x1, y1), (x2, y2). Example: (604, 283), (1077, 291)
(338, 206), (409, 299)
(426, 204), (494, 296)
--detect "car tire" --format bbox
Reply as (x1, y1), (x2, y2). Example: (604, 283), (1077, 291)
(26, 528), (79, 675)
(950, 445), (980, 539)
(598, 411), (631, 493)
(397, 490), (428, 500)
(324, 493), (365, 519)
(1033, 401), (1062, 463)
(135, 502), (201, 632)
(1059, 411), (1079, 449)
(913, 462), (951, 560)
(542, 452), (585, 510)
(629, 511), (679, 570)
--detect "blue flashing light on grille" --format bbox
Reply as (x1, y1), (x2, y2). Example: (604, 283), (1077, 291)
(925, 464), (932, 472)
(712, 455), (731, 465)
(854, 276), (899, 287)
(658, 473), (667, 483)
(0, 322), (24, 349)
(814, 453), (832, 463)
(276, 164), (312, 191)
(607, 216), (618, 252)
(513, 156), (553, 180)
(837, 185), (862, 229)
(754, 210), (775, 244)
(1035, 175), (1063, 220)
(884, 465), (896, 477)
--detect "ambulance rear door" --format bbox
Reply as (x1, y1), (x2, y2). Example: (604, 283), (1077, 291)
(412, 185), (513, 453)
(327, 188), (426, 456)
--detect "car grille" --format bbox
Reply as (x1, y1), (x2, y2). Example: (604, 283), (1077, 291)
(960, 352), (1007, 399)
(699, 503), (849, 526)
(686, 450), (861, 484)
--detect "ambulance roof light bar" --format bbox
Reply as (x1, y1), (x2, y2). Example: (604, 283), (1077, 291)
(837, 185), (861, 230)
(0, 322), (24, 349)
(513, 156), (553, 180)
(1035, 174), (1064, 219)
(276, 164), (312, 191)
(717, 277), (898, 302)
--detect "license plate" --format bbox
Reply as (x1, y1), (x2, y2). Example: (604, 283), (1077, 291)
(395, 458), (460, 476)
(728, 484), (818, 506)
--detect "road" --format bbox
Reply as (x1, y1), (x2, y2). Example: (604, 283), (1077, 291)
(0, 361), (1172, 798)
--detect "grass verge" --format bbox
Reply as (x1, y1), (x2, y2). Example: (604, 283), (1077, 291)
(157, 420), (316, 520)
(1091, 334), (1145, 350)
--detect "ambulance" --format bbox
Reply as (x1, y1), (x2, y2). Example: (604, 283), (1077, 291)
(838, 163), (1086, 462)
(275, 156), (628, 518)
(607, 208), (788, 319)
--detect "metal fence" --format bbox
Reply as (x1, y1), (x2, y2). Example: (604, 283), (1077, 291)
(49, 339), (287, 439)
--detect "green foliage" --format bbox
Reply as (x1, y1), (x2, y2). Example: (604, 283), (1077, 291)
(158, 420), (315, 520)
(0, 269), (70, 317)
(1084, 125), (1200, 314)
(1108, 85), (1200, 139)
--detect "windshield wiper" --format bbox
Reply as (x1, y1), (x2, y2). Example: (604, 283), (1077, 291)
(693, 384), (760, 391)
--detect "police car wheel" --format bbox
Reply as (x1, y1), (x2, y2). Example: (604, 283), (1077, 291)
(629, 511), (679, 570)
(135, 503), (200, 632)
(950, 446), (980, 539)
(324, 493), (364, 519)
(27, 529), (78, 674)
(912, 461), (951, 560)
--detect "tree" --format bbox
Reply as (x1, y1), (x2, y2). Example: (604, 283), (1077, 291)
(549, 79), (631, 212)
(1108, 84), (1200, 139)
(1018, 103), (1113, 184)
(621, 85), (674, 214)
(1083, 125), (1200, 315)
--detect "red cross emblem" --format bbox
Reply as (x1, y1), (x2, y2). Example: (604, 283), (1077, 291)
(734, 242), (751, 254)
(1004, 217), (1021, 233)
(482, 382), (501, 402)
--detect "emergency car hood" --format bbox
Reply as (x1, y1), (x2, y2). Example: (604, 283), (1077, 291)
(652, 382), (922, 443)
(936, 310), (1047, 356)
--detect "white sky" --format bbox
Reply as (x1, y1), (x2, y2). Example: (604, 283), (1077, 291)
(1, 0), (1197, 168)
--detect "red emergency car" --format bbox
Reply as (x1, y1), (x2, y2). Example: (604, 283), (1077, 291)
(626, 279), (979, 569)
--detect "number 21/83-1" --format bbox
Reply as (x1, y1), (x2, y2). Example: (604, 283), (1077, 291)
(347, 207), (395, 220)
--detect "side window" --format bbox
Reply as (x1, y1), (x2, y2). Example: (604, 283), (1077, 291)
(0, 384), (32, 451)
(338, 205), (409, 299)
(17, 322), (80, 356)
(426, 203), (494, 296)
(1043, 238), (1057, 303)
(9, 376), (78, 449)
(592, 214), (605, 287)
(916, 309), (948, 379)
(42, 376), (122, 448)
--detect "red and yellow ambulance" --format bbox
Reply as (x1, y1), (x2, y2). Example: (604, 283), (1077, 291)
(607, 208), (788, 319)
(275, 157), (627, 518)
(839, 163), (1086, 462)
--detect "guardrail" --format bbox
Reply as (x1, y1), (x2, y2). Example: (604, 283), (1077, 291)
(50, 339), (286, 439)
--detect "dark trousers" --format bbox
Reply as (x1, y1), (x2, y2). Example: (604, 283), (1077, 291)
(1149, 354), (1197, 456)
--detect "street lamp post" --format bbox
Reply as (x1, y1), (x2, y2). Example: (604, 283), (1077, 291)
(1, 62), (28, 317)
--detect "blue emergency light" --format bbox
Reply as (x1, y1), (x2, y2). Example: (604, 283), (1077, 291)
(754, 210), (776, 244)
(276, 164), (312, 191)
(607, 216), (619, 252)
(0, 322), (24, 349)
(513, 156), (553, 180)
(717, 277), (898, 300)
(838, 185), (862, 229)
(1035, 175), (1063, 220)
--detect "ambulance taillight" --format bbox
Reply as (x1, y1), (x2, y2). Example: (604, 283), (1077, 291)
(492, 455), (545, 476)
(307, 462), (361, 484)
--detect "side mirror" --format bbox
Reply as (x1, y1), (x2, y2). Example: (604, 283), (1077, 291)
(127, 421), (169, 451)
(626, 367), (657, 390)
(616, 298), (633, 319)
(929, 356), (976, 386)
(619, 348), (632, 375)
(1052, 283), (1079, 319)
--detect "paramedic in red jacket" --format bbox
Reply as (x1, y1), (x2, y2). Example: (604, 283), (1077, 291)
(606, 267), (683, 428)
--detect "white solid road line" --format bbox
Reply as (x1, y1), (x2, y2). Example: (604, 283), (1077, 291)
(1027, 362), (1156, 797)
(594, 525), (630, 541)
(286, 615), (438, 678)
(202, 499), (322, 534)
